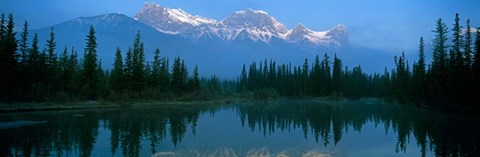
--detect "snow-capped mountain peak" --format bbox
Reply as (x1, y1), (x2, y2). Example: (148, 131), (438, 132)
(222, 8), (288, 34)
(134, 2), (348, 48)
(292, 23), (310, 35)
(326, 24), (349, 45)
(134, 2), (217, 34)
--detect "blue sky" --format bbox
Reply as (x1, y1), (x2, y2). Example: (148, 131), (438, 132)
(1, 0), (479, 54)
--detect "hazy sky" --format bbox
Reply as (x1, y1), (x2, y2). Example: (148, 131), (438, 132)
(1, 0), (479, 54)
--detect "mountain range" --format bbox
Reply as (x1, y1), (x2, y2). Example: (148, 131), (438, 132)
(30, 2), (391, 78)
(134, 2), (348, 48)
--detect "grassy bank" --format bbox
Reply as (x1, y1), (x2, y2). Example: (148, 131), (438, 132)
(0, 96), (250, 113)
(0, 95), (383, 113)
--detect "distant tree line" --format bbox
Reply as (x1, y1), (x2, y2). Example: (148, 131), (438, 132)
(237, 13), (480, 113)
(237, 53), (378, 99)
(0, 13), (223, 103)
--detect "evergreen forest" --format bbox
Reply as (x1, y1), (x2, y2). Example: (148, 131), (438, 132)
(1, 13), (480, 114)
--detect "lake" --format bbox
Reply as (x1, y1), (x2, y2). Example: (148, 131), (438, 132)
(1, 99), (479, 157)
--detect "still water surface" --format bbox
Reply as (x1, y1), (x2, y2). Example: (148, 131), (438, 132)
(1, 99), (479, 156)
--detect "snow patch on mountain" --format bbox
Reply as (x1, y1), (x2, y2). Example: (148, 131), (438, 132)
(135, 2), (349, 48)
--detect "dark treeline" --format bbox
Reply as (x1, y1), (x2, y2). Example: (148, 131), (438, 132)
(238, 13), (480, 114)
(0, 13), (226, 103)
(1, 13), (480, 113)
(237, 54), (378, 99)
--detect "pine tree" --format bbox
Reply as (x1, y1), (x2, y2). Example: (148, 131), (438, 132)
(110, 47), (124, 92)
(312, 55), (321, 95)
(46, 28), (57, 67)
(59, 46), (69, 92)
(19, 21), (29, 64)
(302, 58), (308, 96)
(464, 19), (473, 71)
(0, 14), (19, 102)
(27, 33), (47, 101)
(171, 57), (185, 95)
(432, 18), (449, 73)
(430, 18), (449, 108)
(81, 26), (99, 100)
(239, 64), (248, 92)
(192, 64), (200, 91)
(322, 53), (331, 95)
(98, 60), (109, 99)
(332, 54), (342, 96)
(464, 19), (474, 107)
(150, 48), (162, 88)
(28, 33), (41, 82)
(452, 13), (463, 70)
(68, 47), (79, 96)
(17, 21), (29, 100)
(181, 59), (188, 90)
(474, 28), (480, 106)
(130, 31), (146, 92)
(413, 37), (426, 104)
(159, 56), (170, 92)
(45, 28), (59, 97)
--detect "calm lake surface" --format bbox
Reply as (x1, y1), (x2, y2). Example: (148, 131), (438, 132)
(1, 99), (479, 157)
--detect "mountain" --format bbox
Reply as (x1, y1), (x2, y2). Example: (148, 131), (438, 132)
(31, 13), (184, 70)
(29, 3), (393, 78)
(134, 2), (348, 49)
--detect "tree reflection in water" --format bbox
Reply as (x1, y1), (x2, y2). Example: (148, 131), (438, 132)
(0, 100), (479, 156)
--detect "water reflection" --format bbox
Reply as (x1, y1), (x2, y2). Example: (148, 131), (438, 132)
(0, 100), (479, 156)
(237, 99), (480, 156)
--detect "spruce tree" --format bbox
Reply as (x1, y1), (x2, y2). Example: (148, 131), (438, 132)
(332, 54), (342, 96)
(452, 13), (463, 70)
(430, 18), (449, 107)
(150, 48), (161, 87)
(192, 64), (200, 91)
(17, 21), (29, 100)
(171, 57), (184, 95)
(465, 19), (473, 71)
(68, 47), (79, 96)
(28, 33), (41, 83)
(432, 18), (449, 73)
(322, 53), (331, 95)
(81, 26), (99, 100)
(59, 46), (69, 92)
(159, 56), (170, 92)
(239, 64), (248, 92)
(111, 47), (124, 92)
(124, 47), (134, 91)
(302, 58), (308, 96)
(474, 28), (480, 103)
(464, 19), (474, 107)
(19, 21), (29, 64)
(45, 28), (59, 97)
(46, 28), (57, 67)
(413, 37), (426, 104)
(312, 55), (321, 95)
(130, 31), (146, 92)
(0, 14), (19, 102)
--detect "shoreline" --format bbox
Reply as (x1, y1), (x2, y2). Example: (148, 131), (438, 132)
(0, 97), (383, 113)
(0, 99), (246, 113)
